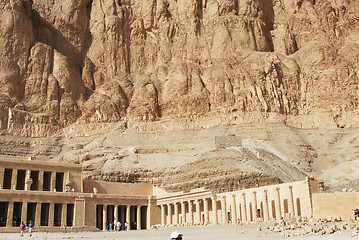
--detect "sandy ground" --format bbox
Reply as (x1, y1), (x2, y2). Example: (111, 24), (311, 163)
(0, 224), (357, 240)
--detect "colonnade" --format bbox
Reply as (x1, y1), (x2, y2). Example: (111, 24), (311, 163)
(159, 185), (303, 226)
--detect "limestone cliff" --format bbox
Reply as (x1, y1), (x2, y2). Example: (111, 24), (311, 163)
(0, 0), (359, 192)
(0, 0), (358, 137)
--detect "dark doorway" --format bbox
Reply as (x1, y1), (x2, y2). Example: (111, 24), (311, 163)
(96, 205), (103, 230)
(0, 202), (8, 227)
(107, 205), (114, 228)
(54, 203), (62, 226)
(41, 203), (50, 226)
(3, 169), (12, 189)
(130, 206), (137, 230)
(271, 200), (276, 219)
(43, 172), (51, 191)
(55, 173), (64, 192)
(67, 204), (74, 227)
(141, 206), (147, 229)
(30, 171), (39, 190)
(13, 202), (22, 227)
(119, 205), (126, 230)
(27, 203), (36, 225)
(16, 170), (26, 190)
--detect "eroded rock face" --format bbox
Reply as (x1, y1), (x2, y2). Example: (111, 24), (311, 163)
(0, 0), (358, 136)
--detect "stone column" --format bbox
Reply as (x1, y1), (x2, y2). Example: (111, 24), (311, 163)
(49, 203), (54, 227)
(38, 171), (44, 191)
(114, 205), (119, 225)
(211, 197), (218, 224)
(21, 201), (28, 225)
(263, 190), (269, 221)
(137, 205), (141, 230)
(25, 170), (31, 191)
(289, 186), (295, 218)
(181, 201), (186, 224)
(161, 204), (166, 226)
(103, 205), (107, 231)
(188, 200), (193, 225)
(275, 188), (282, 220)
(51, 171), (56, 191)
(195, 199), (201, 224)
(35, 203), (41, 227)
(204, 198), (209, 224)
(167, 204), (172, 225)
(220, 196), (227, 224)
(231, 194), (237, 224)
(126, 205), (131, 230)
(61, 203), (67, 227)
(11, 169), (17, 190)
(7, 201), (13, 227)
(174, 202), (179, 225)
(241, 193), (247, 222)
(0, 168), (5, 188)
(147, 197), (154, 229)
(252, 191), (257, 221)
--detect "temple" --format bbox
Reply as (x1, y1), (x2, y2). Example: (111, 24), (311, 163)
(0, 156), (358, 232)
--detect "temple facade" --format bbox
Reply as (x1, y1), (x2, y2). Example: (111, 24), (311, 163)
(0, 155), (358, 232)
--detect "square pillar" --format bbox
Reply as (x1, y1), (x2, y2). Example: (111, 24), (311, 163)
(289, 186), (295, 218)
(160, 204), (166, 226)
(126, 205), (131, 230)
(204, 198), (209, 224)
(195, 199), (201, 224)
(0, 168), (5, 188)
(38, 171), (44, 191)
(51, 171), (56, 191)
(7, 201), (14, 227)
(241, 193), (247, 222)
(103, 205), (107, 231)
(211, 197), (218, 224)
(167, 204), (172, 225)
(174, 203), (179, 225)
(11, 169), (17, 190)
(25, 170), (32, 191)
(231, 194), (237, 224)
(220, 197), (227, 224)
(114, 205), (119, 224)
(188, 201), (193, 225)
(61, 203), (67, 227)
(181, 201), (186, 225)
(21, 201), (28, 224)
(263, 190), (269, 221)
(275, 188), (282, 220)
(35, 202), (41, 227)
(147, 197), (155, 229)
(49, 203), (54, 227)
(252, 192), (257, 221)
(136, 205), (141, 230)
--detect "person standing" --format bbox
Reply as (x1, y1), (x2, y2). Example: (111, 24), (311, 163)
(28, 220), (34, 237)
(125, 221), (128, 231)
(116, 220), (121, 231)
(19, 221), (26, 237)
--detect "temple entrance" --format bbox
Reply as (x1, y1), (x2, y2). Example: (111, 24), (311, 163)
(296, 198), (301, 216)
(107, 205), (114, 229)
(54, 203), (62, 226)
(141, 206), (147, 229)
(40, 203), (50, 226)
(67, 204), (74, 226)
(130, 206), (137, 229)
(43, 172), (51, 191)
(119, 205), (126, 230)
(16, 170), (26, 190)
(27, 203), (36, 224)
(3, 169), (12, 189)
(271, 200), (276, 219)
(13, 202), (22, 227)
(96, 205), (103, 230)
(30, 171), (39, 190)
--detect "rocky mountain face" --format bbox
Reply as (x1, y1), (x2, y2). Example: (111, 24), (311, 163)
(0, 0), (358, 137)
(0, 0), (358, 192)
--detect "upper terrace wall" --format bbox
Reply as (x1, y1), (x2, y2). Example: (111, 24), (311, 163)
(312, 192), (359, 219)
(83, 180), (153, 196)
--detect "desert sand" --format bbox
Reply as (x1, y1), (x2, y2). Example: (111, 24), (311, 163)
(0, 224), (357, 240)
